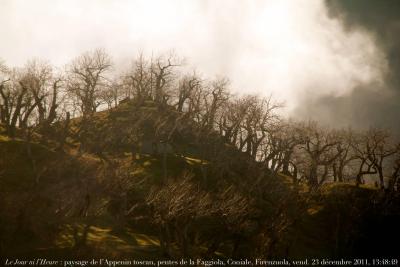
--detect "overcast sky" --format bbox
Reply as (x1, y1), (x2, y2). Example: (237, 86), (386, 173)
(0, 0), (395, 128)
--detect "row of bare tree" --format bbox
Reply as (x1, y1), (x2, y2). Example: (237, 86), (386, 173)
(1, 49), (399, 190)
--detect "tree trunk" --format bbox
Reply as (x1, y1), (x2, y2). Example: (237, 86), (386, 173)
(162, 148), (167, 182)
(309, 164), (319, 189)
(356, 173), (365, 187)
(377, 166), (385, 189)
(332, 162), (338, 182)
(282, 152), (291, 176)
(338, 163), (344, 182)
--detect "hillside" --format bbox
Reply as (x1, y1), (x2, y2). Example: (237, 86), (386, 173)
(1, 100), (399, 261)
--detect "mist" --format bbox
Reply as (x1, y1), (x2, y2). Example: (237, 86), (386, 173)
(0, 0), (392, 121)
(296, 0), (400, 135)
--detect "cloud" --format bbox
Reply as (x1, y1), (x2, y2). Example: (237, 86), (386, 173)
(0, 0), (393, 129)
(293, 0), (400, 135)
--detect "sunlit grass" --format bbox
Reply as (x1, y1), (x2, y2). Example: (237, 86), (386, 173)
(55, 223), (160, 253)
(307, 205), (324, 215)
(184, 156), (208, 165)
(0, 134), (10, 142)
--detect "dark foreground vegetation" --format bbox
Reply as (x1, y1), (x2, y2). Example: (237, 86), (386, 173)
(0, 50), (399, 261)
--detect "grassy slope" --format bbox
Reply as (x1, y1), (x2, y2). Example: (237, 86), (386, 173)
(0, 133), (209, 259)
(1, 101), (399, 259)
(2, 134), (389, 259)
(287, 183), (400, 258)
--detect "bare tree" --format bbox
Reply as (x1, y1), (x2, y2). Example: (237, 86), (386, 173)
(261, 122), (304, 179)
(146, 173), (211, 257)
(18, 60), (63, 133)
(175, 73), (202, 113)
(201, 77), (230, 132)
(151, 54), (180, 104)
(331, 129), (358, 183)
(388, 147), (400, 191)
(67, 49), (112, 118)
(352, 131), (377, 187)
(353, 129), (398, 188)
(124, 53), (152, 101)
(239, 96), (282, 160)
(0, 67), (29, 137)
(298, 122), (342, 188)
(0, 64), (12, 127)
(369, 129), (398, 189)
(100, 81), (121, 109)
(218, 96), (253, 145)
(66, 49), (112, 152)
